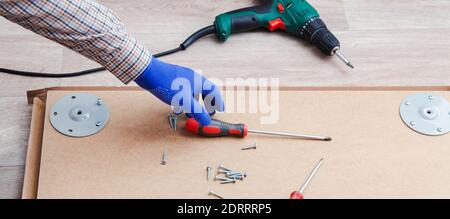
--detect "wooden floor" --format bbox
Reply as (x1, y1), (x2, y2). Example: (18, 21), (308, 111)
(1, 0), (450, 198)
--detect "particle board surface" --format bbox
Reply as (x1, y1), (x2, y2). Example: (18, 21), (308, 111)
(29, 87), (450, 199)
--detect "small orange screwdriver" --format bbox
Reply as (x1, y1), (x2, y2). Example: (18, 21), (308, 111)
(185, 118), (331, 141)
(290, 158), (324, 199)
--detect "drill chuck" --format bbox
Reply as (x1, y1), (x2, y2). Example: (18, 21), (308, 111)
(300, 17), (340, 55)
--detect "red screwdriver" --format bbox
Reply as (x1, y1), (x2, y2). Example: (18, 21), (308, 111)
(290, 158), (324, 199)
(185, 118), (331, 141)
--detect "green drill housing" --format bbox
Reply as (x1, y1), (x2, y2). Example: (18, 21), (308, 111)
(214, 0), (319, 41)
(213, 0), (346, 60)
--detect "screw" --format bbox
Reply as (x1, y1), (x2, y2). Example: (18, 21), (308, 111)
(208, 190), (224, 199)
(207, 166), (211, 181)
(225, 171), (242, 176)
(242, 143), (257, 150)
(220, 179), (236, 184)
(218, 169), (234, 174)
(410, 121), (416, 126)
(437, 128), (444, 132)
(168, 114), (177, 131)
(215, 175), (231, 181)
(96, 122), (102, 127)
(227, 175), (244, 181)
(428, 95), (434, 100)
(97, 98), (103, 105)
(161, 150), (167, 165)
(240, 172), (248, 177)
(218, 165), (233, 172)
(227, 172), (247, 178)
(225, 171), (239, 175)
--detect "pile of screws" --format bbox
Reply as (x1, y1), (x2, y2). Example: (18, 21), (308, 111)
(214, 165), (247, 184)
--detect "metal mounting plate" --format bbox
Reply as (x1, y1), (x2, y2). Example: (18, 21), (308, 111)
(50, 93), (109, 137)
(400, 93), (450, 136)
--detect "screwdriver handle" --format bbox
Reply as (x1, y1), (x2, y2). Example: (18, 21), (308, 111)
(185, 118), (248, 137)
(289, 191), (304, 199)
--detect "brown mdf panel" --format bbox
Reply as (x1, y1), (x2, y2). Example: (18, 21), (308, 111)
(37, 90), (450, 198)
(22, 98), (46, 199)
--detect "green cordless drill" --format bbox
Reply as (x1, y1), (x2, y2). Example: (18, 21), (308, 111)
(213, 0), (353, 68)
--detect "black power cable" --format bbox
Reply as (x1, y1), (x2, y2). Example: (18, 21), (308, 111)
(0, 25), (216, 78)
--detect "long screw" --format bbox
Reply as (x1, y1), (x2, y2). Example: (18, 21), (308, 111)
(160, 149), (167, 165)
(168, 114), (177, 131)
(227, 175), (244, 181)
(207, 166), (211, 181)
(209, 190), (224, 199)
(220, 179), (236, 184)
(163, 113), (177, 166)
(218, 169), (232, 174)
(242, 143), (257, 150)
(215, 175), (231, 181)
(218, 165), (233, 172)
(226, 172), (247, 178)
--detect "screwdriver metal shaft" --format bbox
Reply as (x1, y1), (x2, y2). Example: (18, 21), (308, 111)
(248, 129), (332, 141)
(334, 50), (354, 69)
(290, 158), (324, 199)
(299, 158), (324, 194)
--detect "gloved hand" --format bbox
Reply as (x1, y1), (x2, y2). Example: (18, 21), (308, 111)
(135, 57), (224, 125)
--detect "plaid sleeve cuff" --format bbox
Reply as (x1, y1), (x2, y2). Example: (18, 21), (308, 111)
(103, 35), (152, 84)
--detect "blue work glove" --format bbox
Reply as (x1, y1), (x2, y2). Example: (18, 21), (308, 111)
(135, 57), (224, 125)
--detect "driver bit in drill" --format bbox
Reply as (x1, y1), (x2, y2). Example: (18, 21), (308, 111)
(334, 50), (354, 69)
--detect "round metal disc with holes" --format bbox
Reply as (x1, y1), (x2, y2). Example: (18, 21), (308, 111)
(400, 93), (450, 136)
(50, 93), (109, 137)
